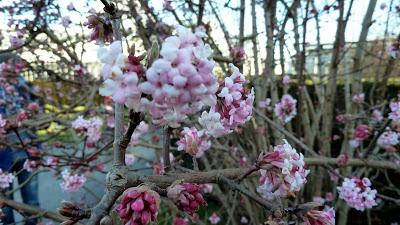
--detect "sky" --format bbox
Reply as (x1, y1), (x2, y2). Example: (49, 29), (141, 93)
(0, 0), (399, 75)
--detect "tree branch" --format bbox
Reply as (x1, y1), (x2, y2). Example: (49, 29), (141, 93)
(0, 196), (75, 224)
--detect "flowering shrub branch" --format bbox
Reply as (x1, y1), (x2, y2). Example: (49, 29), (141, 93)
(1, 0), (400, 224)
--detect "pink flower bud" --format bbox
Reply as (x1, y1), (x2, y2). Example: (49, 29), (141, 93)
(132, 198), (144, 211)
(27, 103), (39, 111)
(336, 154), (349, 167)
(167, 182), (206, 216)
(141, 210), (150, 225)
(354, 124), (370, 141)
(173, 217), (189, 225)
(116, 187), (160, 225)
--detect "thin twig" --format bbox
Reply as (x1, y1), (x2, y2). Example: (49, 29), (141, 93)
(163, 126), (171, 172)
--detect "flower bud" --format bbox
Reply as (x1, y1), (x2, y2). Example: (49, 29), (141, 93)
(167, 182), (206, 216)
(116, 186), (160, 225)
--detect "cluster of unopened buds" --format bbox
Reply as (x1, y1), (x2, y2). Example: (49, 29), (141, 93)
(58, 201), (86, 222)
(0, 169), (14, 189)
(354, 124), (370, 141)
(84, 13), (113, 44)
(274, 94), (297, 124)
(60, 169), (86, 193)
(336, 154), (349, 167)
(167, 182), (206, 217)
(71, 116), (103, 147)
(115, 186), (160, 225)
(302, 207), (335, 225)
(230, 47), (246, 65)
(139, 25), (218, 127)
(177, 127), (211, 158)
(257, 139), (309, 200)
(337, 177), (377, 211)
(349, 124), (371, 148)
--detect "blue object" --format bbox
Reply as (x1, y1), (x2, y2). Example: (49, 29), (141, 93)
(1, 160), (40, 225)
(0, 75), (41, 224)
(0, 76), (40, 171)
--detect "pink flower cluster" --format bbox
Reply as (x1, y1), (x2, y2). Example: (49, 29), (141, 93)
(199, 64), (254, 137)
(274, 94), (297, 124)
(257, 140), (309, 200)
(389, 100), (400, 122)
(354, 124), (370, 141)
(116, 187), (160, 225)
(230, 47), (246, 64)
(336, 154), (349, 167)
(60, 169), (86, 193)
(130, 121), (149, 146)
(139, 25), (218, 127)
(200, 183), (213, 193)
(208, 212), (221, 224)
(73, 65), (86, 76)
(372, 110), (383, 122)
(84, 14), (113, 44)
(349, 124), (371, 148)
(0, 169), (14, 189)
(304, 207), (335, 225)
(98, 41), (144, 110)
(336, 114), (350, 123)
(282, 75), (290, 85)
(167, 182), (206, 216)
(337, 177), (377, 211)
(71, 116), (103, 146)
(258, 98), (271, 109)
(125, 153), (136, 166)
(352, 93), (365, 104)
(23, 160), (39, 172)
(46, 156), (60, 168)
(198, 110), (229, 138)
(27, 102), (39, 111)
(16, 110), (30, 125)
(177, 127), (211, 158)
(377, 131), (399, 150)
